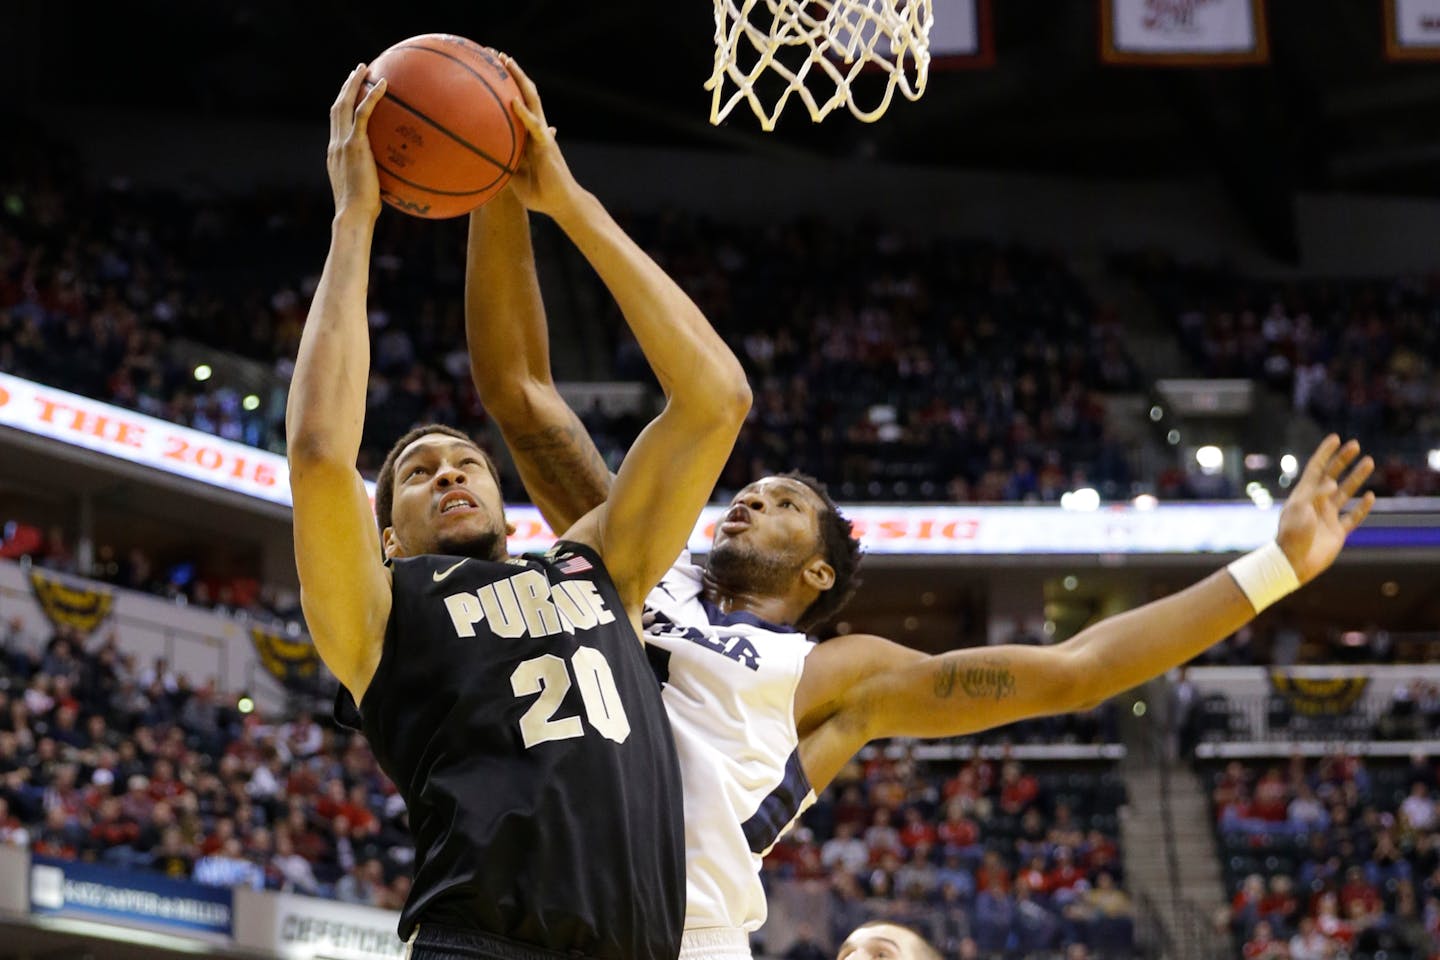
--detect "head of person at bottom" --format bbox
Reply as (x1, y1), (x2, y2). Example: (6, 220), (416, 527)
(836, 922), (942, 960)
(706, 472), (863, 633)
(374, 425), (511, 562)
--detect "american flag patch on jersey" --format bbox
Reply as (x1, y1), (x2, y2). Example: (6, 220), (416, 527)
(555, 555), (593, 575)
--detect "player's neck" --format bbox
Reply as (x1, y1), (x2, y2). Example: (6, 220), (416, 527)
(700, 575), (803, 629)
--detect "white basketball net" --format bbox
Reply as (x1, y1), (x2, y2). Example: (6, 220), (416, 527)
(707, 0), (933, 131)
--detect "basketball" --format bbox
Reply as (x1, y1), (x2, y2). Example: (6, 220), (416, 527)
(365, 34), (526, 219)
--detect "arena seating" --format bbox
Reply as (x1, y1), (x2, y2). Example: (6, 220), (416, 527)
(764, 752), (1134, 959)
(1118, 253), (1440, 498)
(1202, 756), (1440, 960)
(0, 174), (1140, 503)
(0, 607), (1122, 931)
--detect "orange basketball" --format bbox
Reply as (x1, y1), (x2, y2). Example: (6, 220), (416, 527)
(365, 34), (526, 219)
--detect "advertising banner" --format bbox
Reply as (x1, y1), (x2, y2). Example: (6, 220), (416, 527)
(1384, 0), (1440, 60)
(29, 856), (233, 939)
(1101, 0), (1269, 65)
(233, 888), (406, 960)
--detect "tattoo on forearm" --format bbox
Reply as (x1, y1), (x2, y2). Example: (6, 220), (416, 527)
(510, 419), (611, 499)
(933, 658), (1017, 701)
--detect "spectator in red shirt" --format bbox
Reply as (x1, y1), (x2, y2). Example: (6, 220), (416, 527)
(86, 796), (140, 854)
(1232, 874), (1266, 933)
(1259, 875), (1299, 929)
(1241, 920), (1287, 960)
(1313, 893), (1353, 946)
(1019, 855), (1049, 894)
(942, 767), (981, 806)
(898, 807), (937, 851)
(1083, 829), (1119, 875)
(937, 800), (980, 856)
(999, 761), (1040, 816)
(147, 758), (187, 803)
(1338, 867), (1381, 918)
(1251, 767), (1290, 822)
(975, 850), (1011, 895)
(1045, 846), (1087, 903)
(198, 816), (237, 857)
(32, 807), (80, 860)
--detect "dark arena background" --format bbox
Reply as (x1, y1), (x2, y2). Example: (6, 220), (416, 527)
(2, 1), (1439, 958)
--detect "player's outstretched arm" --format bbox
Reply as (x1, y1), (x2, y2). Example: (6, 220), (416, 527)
(287, 66), (393, 701)
(464, 188), (613, 534)
(500, 58), (751, 611)
(797, 435), (1375, 791)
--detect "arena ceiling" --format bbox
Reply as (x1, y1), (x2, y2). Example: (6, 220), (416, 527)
(8, 0), (1440, 259)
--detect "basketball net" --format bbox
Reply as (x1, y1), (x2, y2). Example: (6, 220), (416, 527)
(707, 0), (933, 131)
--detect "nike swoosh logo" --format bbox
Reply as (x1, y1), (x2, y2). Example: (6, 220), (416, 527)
(432, 559), (468, 583)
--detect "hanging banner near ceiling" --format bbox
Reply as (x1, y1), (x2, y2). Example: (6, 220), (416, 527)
(1100, 0), (1269, 65)
(1384, 0), (1440, 61)
(931, 0), (995, 68)
(29, 570), (114, 636)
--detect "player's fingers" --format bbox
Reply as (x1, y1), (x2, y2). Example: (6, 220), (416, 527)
(354, 76), (388, 135)
(1337, 455), (1373, 502)
(1325, 439), (1362, 480)
(331, 64), (362, 139)
(1341, 491), (1376, 533)
(511, 98), (546, 139)
(1296, 434), (1341, 493)
(503, 55), (547, 126)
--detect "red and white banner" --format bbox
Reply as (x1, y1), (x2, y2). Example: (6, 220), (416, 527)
(1384, 0), (1440, 60)
(1100, 0), (1269, 65)
(931, 0), (995, 68)
(503, 502), (1283, 557)
(1, 371), (1286, 556)
(0, 371), (377, 507)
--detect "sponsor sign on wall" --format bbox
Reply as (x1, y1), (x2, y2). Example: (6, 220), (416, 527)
(29, 856), (233, 938)
(233, 888), (406, 960)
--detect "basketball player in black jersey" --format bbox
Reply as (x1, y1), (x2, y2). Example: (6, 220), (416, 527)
(287, 61), (750, 960)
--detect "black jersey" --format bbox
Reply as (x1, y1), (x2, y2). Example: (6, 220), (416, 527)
(335, 541), (684, 960)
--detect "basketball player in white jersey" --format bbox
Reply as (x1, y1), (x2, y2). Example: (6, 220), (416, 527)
(464, 175), (1377, 959)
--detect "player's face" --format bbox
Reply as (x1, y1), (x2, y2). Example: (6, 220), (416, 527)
(837, 925), (929, 960)
(386, 436), (508, 560)
(708, 477), (826, 589)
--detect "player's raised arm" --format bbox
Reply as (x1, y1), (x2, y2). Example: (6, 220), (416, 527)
(286, 66), (393, 700)
(499, 58), (751, 611)
(464, 188), (613, 534)
(797, 435), (1375, 791)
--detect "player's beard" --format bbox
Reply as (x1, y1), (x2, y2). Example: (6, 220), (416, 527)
(706, 537), (797, 597)
(436, 529), (506, 562)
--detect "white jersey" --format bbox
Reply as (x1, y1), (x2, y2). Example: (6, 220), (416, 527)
(643, 554), (816, 937)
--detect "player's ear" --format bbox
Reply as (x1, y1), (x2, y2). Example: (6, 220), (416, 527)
(382, 526), (403, 559)
(506, 517), (517, 537)
(801, 556), (834, 593)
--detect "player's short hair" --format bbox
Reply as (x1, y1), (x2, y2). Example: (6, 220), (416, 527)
(779, 471), (863, 633)
(374, 424), (501, 533)
(851, 921), (943, 960)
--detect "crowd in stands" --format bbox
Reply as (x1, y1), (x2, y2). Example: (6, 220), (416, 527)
(1207, 756), (1440, 959)
(1, 151), (1146, 504)
(603, 214), (1140, 502)
(0, 608), (1128, 948)
(1121, 254), (1440, 498)
(764, 751), (1134, 960)
(0, 617), (410, 907)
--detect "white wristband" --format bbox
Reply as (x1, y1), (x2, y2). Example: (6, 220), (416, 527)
(1226, 541), (1301, 613)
